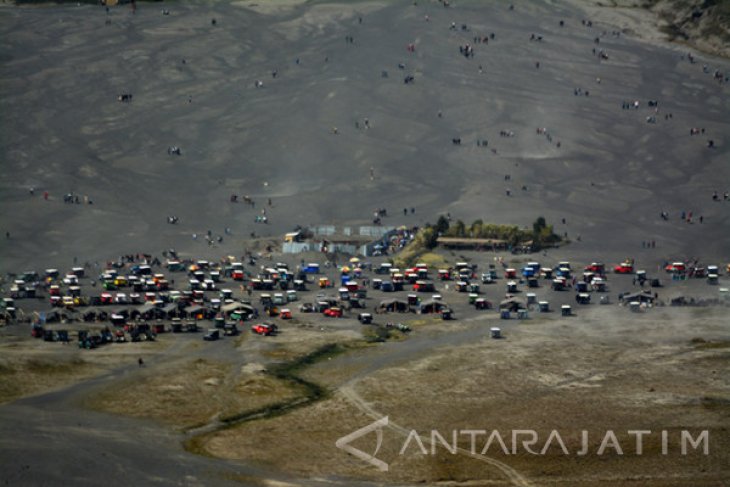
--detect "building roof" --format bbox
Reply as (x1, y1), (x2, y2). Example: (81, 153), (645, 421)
(437, 237), (508, 245)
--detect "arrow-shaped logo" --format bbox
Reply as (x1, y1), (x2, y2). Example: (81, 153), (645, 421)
(335, 416), (389, 471)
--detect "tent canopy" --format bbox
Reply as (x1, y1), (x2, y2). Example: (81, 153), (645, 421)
(222, 302), (254, 313)
(499, 297), (524, 310)
(377, 299), (409, 312)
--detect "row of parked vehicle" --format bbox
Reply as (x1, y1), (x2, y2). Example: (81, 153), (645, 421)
(204, 322), (278, 341)
(31, 325), (156, 348)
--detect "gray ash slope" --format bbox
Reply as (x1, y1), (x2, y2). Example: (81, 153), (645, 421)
(0, 0), (728, 274)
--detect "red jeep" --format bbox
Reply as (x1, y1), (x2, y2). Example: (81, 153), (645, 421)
(323, 307), (343, 318)
(584, 262), (605, 274)
(664, 262), (686, 274)
(251, 323), (278, 336)
(613, 262), (634, 274)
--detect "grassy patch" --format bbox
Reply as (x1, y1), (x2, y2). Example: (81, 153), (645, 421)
(217, 473), (267, 486)
(233, 332), (248, 347)
(402, 318), (434, 327)
(262, 347), (298, 361)
(195, 343), (352, 430)
(692, 339), (730, 350)
(184, 342), (358, 456)
(0, 357), (95, 404)
(700, 395), (730, 410)
(362, 325), (410, 343)
(183, 434), (216, 458)
(268, 343), (347, 377)
(86, 359), (230, 428)
(415, 252), (448, 268)
(25, 357), (87, 373)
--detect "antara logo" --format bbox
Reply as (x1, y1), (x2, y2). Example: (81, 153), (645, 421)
(335, 416), (389, 471)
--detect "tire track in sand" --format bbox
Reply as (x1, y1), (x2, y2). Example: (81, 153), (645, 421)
(338, 381), (534, 487)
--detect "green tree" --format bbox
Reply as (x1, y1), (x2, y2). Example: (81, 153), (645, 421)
(533, 216), (547, 236)
(452, 220), (466, 237)
(435, 215), (450, 234)
(423, 227), (439, 249)
(470, 219), (483, 238)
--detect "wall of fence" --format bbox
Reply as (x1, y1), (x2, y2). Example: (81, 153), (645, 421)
(283, 225), (400, 255)
(312, 225), (336, 236)
(283, 242), (318, 254)
(359, 225), (395, 238)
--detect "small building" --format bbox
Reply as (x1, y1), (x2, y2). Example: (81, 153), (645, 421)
(436, 237), (509, 251)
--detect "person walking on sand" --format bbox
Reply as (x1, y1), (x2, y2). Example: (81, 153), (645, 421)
(138, 357), (144, 367)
